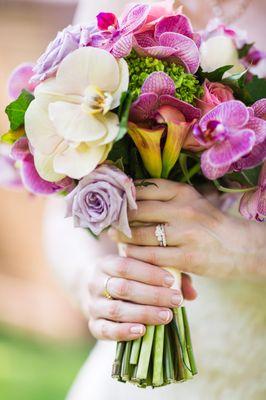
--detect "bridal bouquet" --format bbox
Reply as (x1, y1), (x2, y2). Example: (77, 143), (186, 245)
(2, 0), (266, 389)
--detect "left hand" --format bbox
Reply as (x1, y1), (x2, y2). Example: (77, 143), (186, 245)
(109, 180), (265, 278)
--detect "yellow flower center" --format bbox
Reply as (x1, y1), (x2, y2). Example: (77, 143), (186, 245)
(83, 85), (113, 115)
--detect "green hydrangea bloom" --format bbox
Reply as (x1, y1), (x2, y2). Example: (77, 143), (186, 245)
(126, 51), (203, 104)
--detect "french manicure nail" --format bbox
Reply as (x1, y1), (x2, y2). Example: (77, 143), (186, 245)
(164, 274), (175, 287)
(171, 294), (183, 306)
(130, 326), (144, 335)
(158, 310), (171, 322)
(118, 243), (127, 257)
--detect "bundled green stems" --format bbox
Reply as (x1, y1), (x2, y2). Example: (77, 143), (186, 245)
(112, 305), (197, 388)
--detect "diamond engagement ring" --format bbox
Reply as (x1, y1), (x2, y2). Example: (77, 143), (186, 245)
(103, 276), (113, 300)
(155, 224), (167, 247)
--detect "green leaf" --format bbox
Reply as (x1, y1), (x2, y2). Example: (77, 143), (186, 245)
(5, 90), (34, 131)
(222, 69), (248, 89)
(198, 65), (234, 83)
(85, 227), (99, 240)
(116, 91), (133, 142)
(1, 127), (25, 144)
(108, 136), (130, 168)
(245, 75), (266, 104)
(238, 42), (254, 59)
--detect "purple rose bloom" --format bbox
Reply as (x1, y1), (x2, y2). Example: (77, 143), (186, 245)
(66, 164), (137, 237)
(31, 24), (96, 83)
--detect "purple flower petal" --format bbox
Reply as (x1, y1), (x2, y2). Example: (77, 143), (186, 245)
(206, 129), (255, 168)
(239, 189), (261, 220)
(159, 95), (201, 121)
(159, 32), (200, 73)
(201, 151), (231, 180)
(155, 15), (194, 42)
(199, 101), (249, 131)
(252, 98), (266, 119)
(8, 63), (36, 99)
(111, 34), (133, 58)
(130, 93), (159, 122)
(11, 137), (29, 161)
(134, 31), (157, 48)
(141, 72), (176, 96)
(121, 4), (150, 36)
(233, 139), (266, 170)
(245, 116), (266, 145)
(97, 12), (118, 30)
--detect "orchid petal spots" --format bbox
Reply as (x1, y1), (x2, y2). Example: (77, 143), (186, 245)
(199, 101), (249, 130)
(233, 139), (266, 171)
(252, 99), (266, 120)
(205, 129), (255, 167)
(159, 32), (200, 73)
(111, 34), (133, 58)
(239, 189), (261, 220)
(121, 4), (150, 36)
(128, 122), (164, 178)
(155, 15), (193, 41)
(130, 93), (158, 122)
(201, 151), (231, 180)
(245, 117), (266, 145)
(141, 72), (176, 96)
(159, 95), (201, 121)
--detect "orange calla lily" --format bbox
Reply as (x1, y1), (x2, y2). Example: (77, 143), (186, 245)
(128, 122), (165, 178)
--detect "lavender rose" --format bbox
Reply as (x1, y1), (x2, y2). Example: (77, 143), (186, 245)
(31, 24), (96, 82)
(66, 165), (137, 237)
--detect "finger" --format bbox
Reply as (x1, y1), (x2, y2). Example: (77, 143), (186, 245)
(89, 298), (173, 325)
(128, 201), (170, 223)
(182, 274), (198, 301)
(135, 179), (178, 201)
(106, 277), (183, 308)
(122, 244), (199, 274)
(101, 256), (175, 288)
(108, 224), (177, 247)
(89, 318), (146, 341)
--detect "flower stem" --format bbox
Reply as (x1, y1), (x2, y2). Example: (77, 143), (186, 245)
(175, 307), (193, 380)
(112, 341), (126, 379)
(182, 307), (198, 375)
(164, 324), (175, 384)
(130, 337), (142, 365)
(152, 325), (165, 387)
(136, 325), (155, 381)
(121, 341), (132, 381)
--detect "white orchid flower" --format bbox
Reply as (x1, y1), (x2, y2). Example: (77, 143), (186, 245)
(200, 35), (245, 76)
(25, 47), (129, 181)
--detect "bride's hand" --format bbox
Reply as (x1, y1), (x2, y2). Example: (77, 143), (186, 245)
(109, 180), (266, 279)
(87, 255), (197, 341)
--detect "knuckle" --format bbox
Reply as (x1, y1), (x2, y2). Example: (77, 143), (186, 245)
(182, 206), (196, 219)
(152, 287), (162, 306)
(100, 321), (110, 339)
(114, 278), (130, 298)
(184, 229), (198, 243)
(116, 257), (130, 278)
(108, 301), (123, 321)
(148, 250), (159, 266)
(182, 251), (197, 267)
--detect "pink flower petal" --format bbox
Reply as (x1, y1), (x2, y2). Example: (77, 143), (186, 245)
(141, 72), (176, 96)
(233, 139), (266, 170)
(252, 99), (266, 120)
(130, 93), (159, 122)
(8, 63), (36, 99)
(121, 4), (150, 36)
(11, 137), (30, 161)
(245, 117), (266, 145)
(201, 151), (231, 180)
(239, 189), (260, 220)
(258, 186), (266, 217)
(155, 15), (194, 41)
(97, 12), (118, 30)
(111, 34), (133, 58)
(206, 129), (256, 168)
(199, 101), (249, 130)
(159, 32), (200, 73)
(159, 95), (201, 121)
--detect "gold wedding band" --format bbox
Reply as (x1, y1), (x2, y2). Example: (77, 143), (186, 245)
(103, 276), (113, 300)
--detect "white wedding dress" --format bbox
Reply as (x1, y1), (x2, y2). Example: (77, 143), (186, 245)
(43, 1), (266, 399)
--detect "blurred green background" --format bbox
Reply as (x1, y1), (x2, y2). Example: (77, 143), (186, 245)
(0, 325), (92, 400)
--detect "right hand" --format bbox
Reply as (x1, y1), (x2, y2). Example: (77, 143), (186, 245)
(87, 255), (197, 341)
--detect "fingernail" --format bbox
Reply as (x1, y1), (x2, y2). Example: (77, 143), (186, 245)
(164, 274), (175, 287)
(171, 294), (183, 306)
(118, 243), (127, 257)
(130, 325), (144, 335)
(158, 310), (171, 322)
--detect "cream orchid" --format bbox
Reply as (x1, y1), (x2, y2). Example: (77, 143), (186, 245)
(25, 47), (129, 181)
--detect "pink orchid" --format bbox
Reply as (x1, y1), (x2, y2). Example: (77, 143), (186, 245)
(194, 100), (258, 180)
(196, 80), (234, 114)
(11, 137), (74, 195)
(8, 63), (37, 99)
(233, 99), (266, 171)
(239, 162), (266, 221)
(133, 14), (200, 74)
(95, 4), (151, 58)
